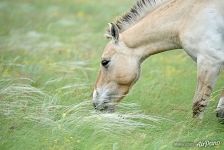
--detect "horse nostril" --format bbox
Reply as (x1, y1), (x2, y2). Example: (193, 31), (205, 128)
(93, 102), (97, 109)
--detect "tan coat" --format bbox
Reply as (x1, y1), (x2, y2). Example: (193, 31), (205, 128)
(93, 0), (224, 119)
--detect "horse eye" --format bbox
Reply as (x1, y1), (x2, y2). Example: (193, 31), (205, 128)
(101, 59), (110, 68)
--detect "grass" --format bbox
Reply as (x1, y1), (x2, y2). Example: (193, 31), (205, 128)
(0, 0), (224, 149)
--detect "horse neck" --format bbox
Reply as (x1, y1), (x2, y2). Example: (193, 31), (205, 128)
(120, 0), (192, 61)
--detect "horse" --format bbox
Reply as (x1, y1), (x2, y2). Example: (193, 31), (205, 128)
(92, 0), (224, 120)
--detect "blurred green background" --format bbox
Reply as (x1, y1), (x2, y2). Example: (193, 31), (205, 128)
(0, 0), (224, 149)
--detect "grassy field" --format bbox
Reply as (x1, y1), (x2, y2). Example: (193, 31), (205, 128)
(0, 0), (224, 149)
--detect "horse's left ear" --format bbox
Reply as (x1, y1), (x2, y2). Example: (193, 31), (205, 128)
(105, 23), (119, 43)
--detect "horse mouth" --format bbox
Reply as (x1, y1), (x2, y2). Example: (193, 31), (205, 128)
(93, 102), (116, 113)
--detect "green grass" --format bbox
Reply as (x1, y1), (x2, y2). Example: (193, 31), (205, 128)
(0, 0), (224, 149)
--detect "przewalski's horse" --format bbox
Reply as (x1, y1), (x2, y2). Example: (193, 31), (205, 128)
(93, 0), (224, 120)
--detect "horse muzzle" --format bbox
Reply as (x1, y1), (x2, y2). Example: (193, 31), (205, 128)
(92, 89), (116, 112)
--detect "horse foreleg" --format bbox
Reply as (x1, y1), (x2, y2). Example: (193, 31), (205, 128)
(192, 57), (221, 119)
(216, 89), (224, 122)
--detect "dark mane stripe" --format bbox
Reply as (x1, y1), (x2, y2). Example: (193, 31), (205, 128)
(113, 0), (167, 33)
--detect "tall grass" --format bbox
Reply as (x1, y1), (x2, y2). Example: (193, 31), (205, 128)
(0, 78), (166, 135)
(1, 0), (224, 149)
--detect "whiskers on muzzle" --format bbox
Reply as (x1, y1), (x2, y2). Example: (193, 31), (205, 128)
(92, 94), (128, 112)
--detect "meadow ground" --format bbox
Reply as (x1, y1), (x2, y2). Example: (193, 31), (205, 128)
(0, 0), (224, 149)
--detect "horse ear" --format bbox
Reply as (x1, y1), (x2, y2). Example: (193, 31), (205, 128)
(105, 23), (119, 43)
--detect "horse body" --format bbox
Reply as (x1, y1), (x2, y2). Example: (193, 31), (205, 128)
(180, 0), (224, 63)
(179, 0), (224, 118)
(93, 0), (224, 120)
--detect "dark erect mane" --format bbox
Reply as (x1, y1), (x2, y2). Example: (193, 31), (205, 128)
(112, 0), (168, 33)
